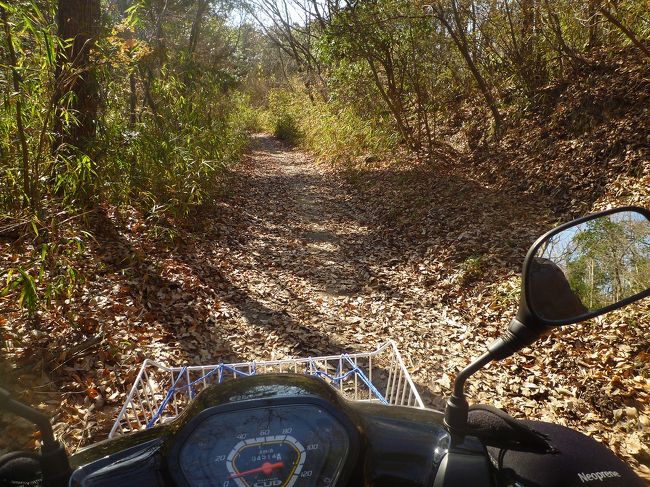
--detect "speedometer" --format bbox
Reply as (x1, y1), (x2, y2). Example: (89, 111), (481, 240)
(227, 434), (305, 486)
(173, 404), (351, 487)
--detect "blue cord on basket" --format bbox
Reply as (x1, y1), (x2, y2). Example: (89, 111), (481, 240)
(146, 356), (386, 428)
(146, 364), (257, 428)
(308, 355), (388, 405)
(146, 366), (188, 428)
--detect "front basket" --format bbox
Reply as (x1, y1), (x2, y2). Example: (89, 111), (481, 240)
(109, 340), (423, 438)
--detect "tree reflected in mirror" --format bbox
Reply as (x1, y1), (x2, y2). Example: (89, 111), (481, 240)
(529, 210), (650, 321)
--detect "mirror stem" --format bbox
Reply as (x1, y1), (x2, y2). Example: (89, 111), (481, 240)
(488, 318), (545, 361)
(444, 319), (546, 432)
(444, 351), (493, 431)
(452, 351), (493, 398)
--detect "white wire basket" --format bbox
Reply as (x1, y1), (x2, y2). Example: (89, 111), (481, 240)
(109, 340), (424, 438)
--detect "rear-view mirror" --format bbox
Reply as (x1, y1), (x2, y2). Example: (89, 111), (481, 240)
(524, 207), (650, 324)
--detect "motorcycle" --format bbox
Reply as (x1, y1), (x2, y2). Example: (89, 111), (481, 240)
(1, 206), (649, 487)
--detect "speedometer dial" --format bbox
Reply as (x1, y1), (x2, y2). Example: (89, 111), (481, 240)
(175, 404), (350, 487)
(227, 434), (305, 486)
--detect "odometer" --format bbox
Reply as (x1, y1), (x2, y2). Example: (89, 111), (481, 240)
(227, 434), (305, 486)
(174, 404), (350, 487)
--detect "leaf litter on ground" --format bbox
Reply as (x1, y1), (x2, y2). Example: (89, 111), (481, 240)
(0, 134), (648, 480)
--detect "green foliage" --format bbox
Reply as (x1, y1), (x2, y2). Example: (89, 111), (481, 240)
(266, 88), (397, 164)
(0, 0), (258, 219)
(459, 254), (487, 286)
(0, 0), (58, 207)
(0, 0), (259, 314)
(53, 152), (98, 205)
(1, 223), (85, 315)
(274, 113), (300, 143)
(301, 103), (397, 165)
(233, 94), (264, 134)
(316, 0), (444, 150)
(98, 86), (248, 216)
(273, 114), (298, 142)
(1, 269), (38, 315)
(491, 275), (522, 310)
(267, 90), (301, 143)
(0, 0), (260, 215)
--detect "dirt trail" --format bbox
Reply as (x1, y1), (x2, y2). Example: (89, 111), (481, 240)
(169, 134), (549, 405)
(190, 134), (446, 363)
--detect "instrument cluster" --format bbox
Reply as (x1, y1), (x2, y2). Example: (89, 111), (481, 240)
(171, 404), (351, 487)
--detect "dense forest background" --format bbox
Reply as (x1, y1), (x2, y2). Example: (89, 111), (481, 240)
(1, 0), (649, 480)
(1, 0), (649, 219)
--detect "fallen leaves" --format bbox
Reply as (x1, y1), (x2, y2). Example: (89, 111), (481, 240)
(0, 133), (647, 480)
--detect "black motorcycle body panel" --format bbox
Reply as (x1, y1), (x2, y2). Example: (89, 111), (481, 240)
(489, 420), (647, 487)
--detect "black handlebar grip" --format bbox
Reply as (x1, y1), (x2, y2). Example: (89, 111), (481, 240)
(0, 451), (44, 487)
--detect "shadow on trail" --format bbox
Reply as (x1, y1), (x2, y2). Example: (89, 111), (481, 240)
(87, 211), (239, 363)
(210, 154), (552, 308)
(89, 209), (349, 365)
(177, 253), (349, 358)
(464, 145), (612, 219)
(415, 380), (447, 411)
(343, 164), (553, 267)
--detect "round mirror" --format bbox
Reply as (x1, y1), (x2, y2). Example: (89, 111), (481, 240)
(526, 209), (650, 323)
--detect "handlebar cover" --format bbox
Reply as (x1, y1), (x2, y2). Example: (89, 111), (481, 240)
(467, 405), (555, 453)
(0, 451), (43, 487)
(490, 420), (645, 487)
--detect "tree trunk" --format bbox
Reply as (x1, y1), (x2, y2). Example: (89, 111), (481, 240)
(116, 1), (138, 129)
(587, 0), (600, 49)
(518, 0), (548, 100)
(365, 56), (412, 147)
(129, 73), (137, 128)
(53, 0), (101, 152)
(140, 66), (164, 129)
(434, 3), (504, 136)
(598, 4), (650, 58)
(188, 0), (209, 55)
(541, 0), (589, 70)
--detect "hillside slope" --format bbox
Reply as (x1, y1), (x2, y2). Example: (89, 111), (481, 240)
(337, 48), (650, 478)
(465, 48), (649, 218)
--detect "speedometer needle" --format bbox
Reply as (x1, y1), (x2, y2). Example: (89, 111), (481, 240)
(229, 461), (284, 479)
